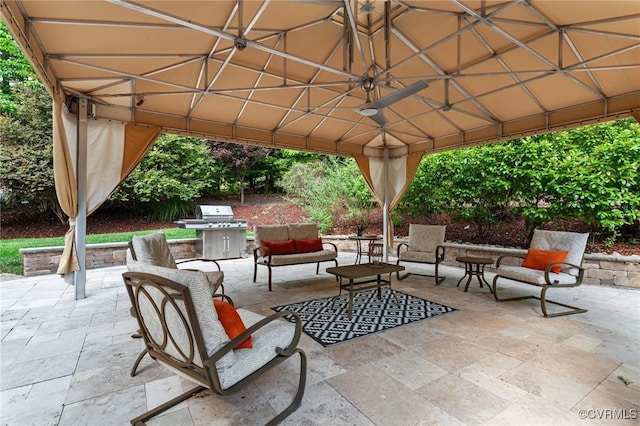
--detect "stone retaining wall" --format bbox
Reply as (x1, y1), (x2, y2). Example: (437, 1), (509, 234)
(19, 236), (640, 288)
(20, 239), (199, 277)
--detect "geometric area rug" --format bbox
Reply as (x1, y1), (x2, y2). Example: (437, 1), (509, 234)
(272, 288), (457, 347)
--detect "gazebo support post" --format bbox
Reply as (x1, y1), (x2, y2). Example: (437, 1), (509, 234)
(74, 97), (88, 299)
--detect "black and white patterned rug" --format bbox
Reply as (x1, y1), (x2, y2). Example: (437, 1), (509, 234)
(272, 288), (457, 346)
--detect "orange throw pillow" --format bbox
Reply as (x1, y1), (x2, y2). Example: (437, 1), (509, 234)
(261, 239), (295, 255)
(522, 248), (569, 273)
(213, 300), (252, 349)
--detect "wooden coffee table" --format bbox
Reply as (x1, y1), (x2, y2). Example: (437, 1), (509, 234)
(326, 263), (405, 319)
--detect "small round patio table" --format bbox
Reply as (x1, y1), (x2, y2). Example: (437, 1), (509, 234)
(348, 235), (382, 264)
(456, 256), (494, 293)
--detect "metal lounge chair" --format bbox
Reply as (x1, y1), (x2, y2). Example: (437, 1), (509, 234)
(122, 266), (307, 425)
(492, 229), (589, 317)
(128, 232), (225, 297)
(126, 232), (229, 377)
(396, 224), (446, 284)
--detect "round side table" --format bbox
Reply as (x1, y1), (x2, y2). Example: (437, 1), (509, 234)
(348, 235), (382, 264)
(456, 256), (493, 293)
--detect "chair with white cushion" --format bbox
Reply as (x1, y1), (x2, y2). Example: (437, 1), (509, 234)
(128, 232), (225, 297)
(492, 229), (589, 317)
(122, 265), (307, 425)
(126, 232), (229, 377)
(396, 224), (446, 284)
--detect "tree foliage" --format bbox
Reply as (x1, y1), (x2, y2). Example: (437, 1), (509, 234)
(0, 22), (38, 116)
(207, 141), (273, 204)
(0, 21), (59, 218)
(0, 81), (60, 219)
(400, 119), (640, 244)
(403, 146), (514, 237)
(110, 134), (218, 220)
(280, 157), (374, 234)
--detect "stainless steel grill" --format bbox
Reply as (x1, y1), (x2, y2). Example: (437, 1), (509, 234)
(176, 205), (247, 259)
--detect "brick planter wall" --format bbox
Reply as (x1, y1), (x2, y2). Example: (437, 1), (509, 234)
(19, 237), (640, 288)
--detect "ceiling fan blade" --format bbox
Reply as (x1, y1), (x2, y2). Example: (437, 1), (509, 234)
(362, 80), (428, 110)
(369, 112), (388, 127)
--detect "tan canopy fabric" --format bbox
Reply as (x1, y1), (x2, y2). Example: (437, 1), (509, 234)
(2, 1), (638, 158)
(53, 100), (159, 275)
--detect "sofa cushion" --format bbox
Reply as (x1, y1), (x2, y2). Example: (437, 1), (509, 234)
(256, 249), (337, 266)
(175, 259), (224, 294)
(522, 248), (568, 273)
(530, 229), (588, 276)
(254, 225), (289, 246)
(132, 277), (197, 366)
(496, 265), (578, 286)
(294, 238), (323, 253)
(262, 239), (296, 255)
(398, 250), (439, 263)
(288, 223), (319, 240)
(217, 309), (296, 390)
(408, 224), (445, 252)
(128, 249), (224, 296)
(201, 271), (224, 294)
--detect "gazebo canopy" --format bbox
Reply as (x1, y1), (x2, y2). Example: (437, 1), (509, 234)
(3, 0), (639, 158)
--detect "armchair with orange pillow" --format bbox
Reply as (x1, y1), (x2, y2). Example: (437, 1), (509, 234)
(122, 267), (306, 425)
(492, 229), (589, 317)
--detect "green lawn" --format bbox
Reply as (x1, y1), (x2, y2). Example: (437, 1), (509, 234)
(0, 228), (196, 276)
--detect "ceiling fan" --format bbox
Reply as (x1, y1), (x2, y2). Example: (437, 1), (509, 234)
(355, 79), (429, 127)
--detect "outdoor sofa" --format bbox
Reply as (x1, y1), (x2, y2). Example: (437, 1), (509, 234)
(253, 223), (338, 291)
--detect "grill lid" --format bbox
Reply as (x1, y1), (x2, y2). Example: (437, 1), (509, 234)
(196, 205), (234, 221)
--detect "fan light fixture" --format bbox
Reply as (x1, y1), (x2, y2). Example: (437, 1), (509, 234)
(359, 107), (379, 116)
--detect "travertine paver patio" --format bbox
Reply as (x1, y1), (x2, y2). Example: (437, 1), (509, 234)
(1, 253), (639, 425)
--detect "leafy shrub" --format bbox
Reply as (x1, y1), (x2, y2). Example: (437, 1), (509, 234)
(402, 145), (512, 238)
(0, 82), (61, 220)
(400, 119), (640, 243)
(280, 157), (374, 234)
(111, 134), (217, 220)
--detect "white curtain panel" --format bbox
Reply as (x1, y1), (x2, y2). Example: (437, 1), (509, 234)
(368, 156), (407, 207)
(61, 107), (125, 214)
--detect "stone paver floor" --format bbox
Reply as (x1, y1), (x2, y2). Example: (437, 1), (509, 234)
(1, 253), (639, 425)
